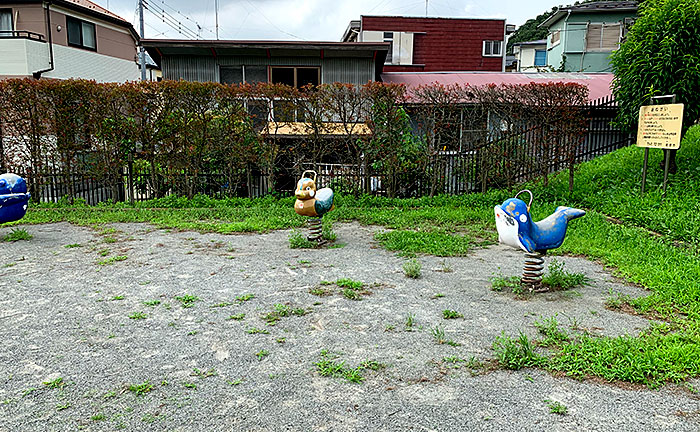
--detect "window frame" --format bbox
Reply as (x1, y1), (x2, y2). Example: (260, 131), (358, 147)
(270, 66), (320, 89)
(585, 22), (621, 52)
(550, 30), (561, 47)
(383, 31), (393, 64)
(0, 8), (13, 35)
(482, 40), (503, 57)
(534, 49), (547, 67)
(66, 16), (97, 51)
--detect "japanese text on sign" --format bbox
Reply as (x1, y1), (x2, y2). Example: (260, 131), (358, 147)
(636, 103), (684, 149)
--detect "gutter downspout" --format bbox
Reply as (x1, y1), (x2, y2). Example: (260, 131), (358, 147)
(33, 1), (54, 79)
(563, 9), (571, 71)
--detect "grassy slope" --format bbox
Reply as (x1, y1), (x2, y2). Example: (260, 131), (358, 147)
(6, 126), (700, 387)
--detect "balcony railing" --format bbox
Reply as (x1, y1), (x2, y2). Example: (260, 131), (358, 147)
(0, 30), (46, 42)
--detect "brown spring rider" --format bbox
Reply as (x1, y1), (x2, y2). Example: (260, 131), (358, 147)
(294, 170), (335, 244)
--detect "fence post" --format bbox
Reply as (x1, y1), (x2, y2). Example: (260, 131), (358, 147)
(127, 151), (134, 205)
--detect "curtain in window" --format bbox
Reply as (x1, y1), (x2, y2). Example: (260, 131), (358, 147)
(82, 22), (96, 49)
(0, 10), (12, 34)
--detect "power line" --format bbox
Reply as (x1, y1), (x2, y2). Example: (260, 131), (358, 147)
(143, 0), (199, 39)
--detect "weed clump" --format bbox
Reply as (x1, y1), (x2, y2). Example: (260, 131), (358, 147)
(493, 331), (544, 370)
(403, 259), (422, 279)
(1, 228), (32, 242)
(541, 259), (589, 290)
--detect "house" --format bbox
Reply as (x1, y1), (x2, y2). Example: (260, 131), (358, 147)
(512, 39), (548, 72)
(142, 40), (388, 86)
(539, 1), (638, 72)
(0, 0), (139, 81)
(341, 16), (515, 72)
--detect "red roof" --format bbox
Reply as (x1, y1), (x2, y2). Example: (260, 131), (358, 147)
(381, 72), (614, 102)
(65, 0), (129, 23)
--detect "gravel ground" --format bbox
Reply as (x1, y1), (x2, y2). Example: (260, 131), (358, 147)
(0, 222), (698, 432)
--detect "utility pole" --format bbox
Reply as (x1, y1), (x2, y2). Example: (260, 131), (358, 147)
(425, 0), (428, 16)
(139, 0), (146, 81)
(215, 0), (219, 39)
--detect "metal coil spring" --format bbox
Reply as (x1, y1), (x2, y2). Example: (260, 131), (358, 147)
(522, 252), (545, 290)
(307, 217), (323, 243)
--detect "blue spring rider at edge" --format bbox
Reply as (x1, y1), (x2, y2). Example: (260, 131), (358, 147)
(494, 189), (585, 291)
(0, 173), (31, 224)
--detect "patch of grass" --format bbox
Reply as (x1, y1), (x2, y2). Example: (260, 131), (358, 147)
(322, 221), (337, 242)
(405, 313), (415, 330)
(129, 312), (147, 320)
(431, 326), (447, 344)
(342, 288), (362, 300)
(182, 382), (197, 390)
(97, 255), (127, 265)
(309, 286), (332, 296)
(336, 278), (363, 290)
(541, 259), (589, 290)
(437, 260), (453, 273)
(493, 331), (544, 370)
(228, 379), (243, 386)
(56, 402), (71, 411)
(1, 228), (32, 242)
(402, 259), (422, 279)
(22, 388), (37, 397)
(143, 300), (161, 307)
(431, 293), (445, 299)
(236, 293), (255, 303)
(442, 309), (463, 319)
(246, 327), (269, 335)
(42, 377), (64, 388)
(375, 229), (483, 257)
(489, 274), (522, 292)
(544, 399), (568, 415)
(210, 302), (234, 308)
(175, 294), (199, 308)
(112, 295), (125, 301)
(64, 243), (81, 248)
(604, 290), (632, 310)
(314, 350), (368, 384)
(442, 356), (483, 370)
(288, 230), (317, 249)
(127, 381), (153, 396)
(534, 316), (570, 347)
(255, 350), (269, 361)
(191, 368), (217, 379)
(91, 413), (106, 421)
(228, 313), (245, 321)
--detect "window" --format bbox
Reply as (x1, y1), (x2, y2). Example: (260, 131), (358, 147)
(66, 16), (96, 50)
(0, 9), (12, 35)
(270, 67), (319, 89)
(585, 23), (621, 51)
(220, 65), (268, 85)
(534, 50), (546, 67)
(482, 40), (502, 57)
(550, 30), (561, 46)
(383, 32), (393, 64)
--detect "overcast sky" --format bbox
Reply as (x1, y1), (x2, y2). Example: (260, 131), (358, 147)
(102, 0), (563, 41)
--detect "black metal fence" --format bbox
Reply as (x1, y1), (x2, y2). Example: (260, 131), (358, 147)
(14, 96), (631, 204)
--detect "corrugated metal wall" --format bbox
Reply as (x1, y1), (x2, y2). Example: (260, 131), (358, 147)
(162, 55), (376, 85)
(322, 58), (375, 85)
(162, 56), (218, 82)
(218, 56), (322, 67)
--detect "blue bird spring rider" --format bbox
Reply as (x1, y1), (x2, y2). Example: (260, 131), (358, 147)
(494, 190), (585, 291)
(0, 173), (31, 224)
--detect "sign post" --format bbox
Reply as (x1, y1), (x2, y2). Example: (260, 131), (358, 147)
(637, 95), (683, 195)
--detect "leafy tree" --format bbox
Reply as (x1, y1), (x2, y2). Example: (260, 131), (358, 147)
(507, 9), (555, 52)
(611, 0), (700, 172)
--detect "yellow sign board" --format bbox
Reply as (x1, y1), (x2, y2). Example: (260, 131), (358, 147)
(636, 103), (684, 149)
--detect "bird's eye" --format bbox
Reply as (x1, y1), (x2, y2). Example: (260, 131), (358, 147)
(306, 187), (311, 190)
